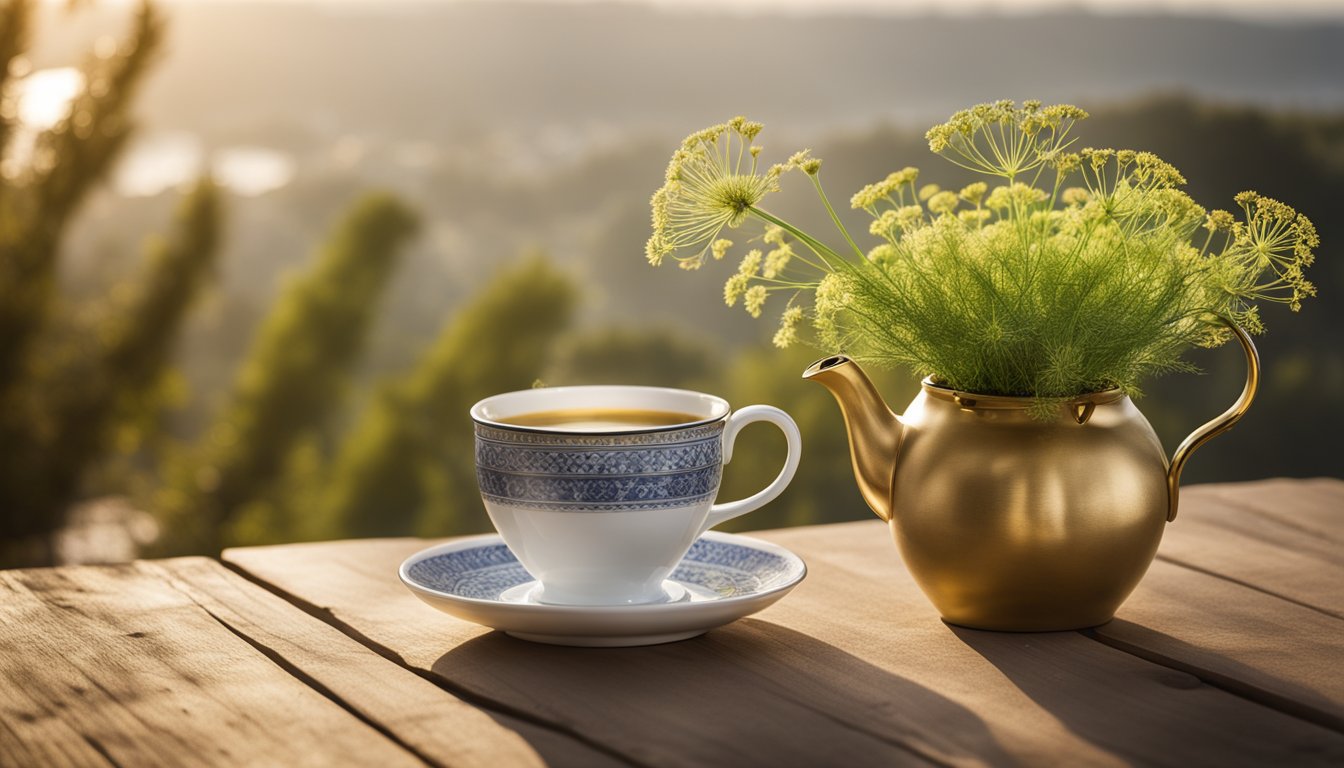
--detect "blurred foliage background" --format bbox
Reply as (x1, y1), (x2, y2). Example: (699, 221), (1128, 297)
(1, 0), (1340, 566)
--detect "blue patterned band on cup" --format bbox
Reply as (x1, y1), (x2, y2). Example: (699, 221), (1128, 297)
(474, 422), (725, 512)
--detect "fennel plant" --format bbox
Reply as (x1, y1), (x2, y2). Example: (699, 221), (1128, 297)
(646, 103), (1318, 400)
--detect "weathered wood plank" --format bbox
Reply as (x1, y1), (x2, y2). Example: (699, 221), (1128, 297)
(227, 505), (1344, 767)
(1191, 478), (1344, 543)
(767, 522), (1344, 766)
(1162, 479), (1344, 615)
(190, 553), (630, 768)
(1093, 558), (1344, 732)
(0, 681), (116, 768)
(461, 715), (632, 768)
(232, 539), (929, 767)
(0, 561), (425, 768)
(234, 537), (962, 767)
(147, 557), (554, 768)
(1052, 478), (1344, 734)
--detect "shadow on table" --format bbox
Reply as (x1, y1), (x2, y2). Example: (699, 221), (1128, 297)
(1089, 618), (1344, 732)
(433, 618), (1019, 767)
(949, 621), (1344, 766)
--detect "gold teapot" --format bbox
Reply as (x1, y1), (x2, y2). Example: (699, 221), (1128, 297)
(803, 319), (1259, 631)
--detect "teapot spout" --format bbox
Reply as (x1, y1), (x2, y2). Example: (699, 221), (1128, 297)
(802, 355), (903, 522)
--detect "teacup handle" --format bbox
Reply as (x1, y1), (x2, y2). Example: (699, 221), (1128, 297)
(700, 405), (802, 534)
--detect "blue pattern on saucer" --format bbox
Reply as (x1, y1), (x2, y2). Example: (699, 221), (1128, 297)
(405, 536), (800, 601)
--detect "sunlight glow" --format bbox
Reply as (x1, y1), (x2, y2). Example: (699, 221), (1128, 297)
(113, 133), (296, 198)
(113, 132), (202, 197)
(211, 146), (296, 197)
(17, 67), (84, 130)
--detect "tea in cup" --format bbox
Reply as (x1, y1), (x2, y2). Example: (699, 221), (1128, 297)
(471, 385), (801, 605)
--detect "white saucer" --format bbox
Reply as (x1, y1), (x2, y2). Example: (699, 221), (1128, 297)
(398, 531), (807, 647)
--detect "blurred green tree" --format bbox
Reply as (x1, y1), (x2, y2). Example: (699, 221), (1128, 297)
(322, 255), (577, 540)
(0, 2), (226, 567)
(0, 0), (161, 387)
(544, 326), (717, 390)
(156, 193), (419, 554)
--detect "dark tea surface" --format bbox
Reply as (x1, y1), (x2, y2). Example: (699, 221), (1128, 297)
(497, 408), (702, 432)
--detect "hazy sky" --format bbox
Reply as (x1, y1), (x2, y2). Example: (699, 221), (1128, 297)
(631, 0), (1343, 15)
(96, 0), (1343, 19)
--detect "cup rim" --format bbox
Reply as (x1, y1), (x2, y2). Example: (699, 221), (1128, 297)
(470, 384), (730, 436)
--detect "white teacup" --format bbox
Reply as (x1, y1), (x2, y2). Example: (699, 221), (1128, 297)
(471, 385), (801, 606)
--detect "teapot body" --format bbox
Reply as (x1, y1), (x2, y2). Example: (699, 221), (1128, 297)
(803, 320), (1258, 632)
(891, 384), (1168, 630)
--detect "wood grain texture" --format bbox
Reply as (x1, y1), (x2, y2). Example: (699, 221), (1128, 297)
(231, 537), (956, 767)
(148, 557), (548, 768)
(0, 561), (424, 768)
(1091, 559), (1344, 732)
(1161, 479), (1344, 615)
(0, 680), (116, 768)
(219, 542), (633, 768)
(1086, 478), (1344, 732)
(768, 522), (1344, 767)
(225, 481), (1344, 768)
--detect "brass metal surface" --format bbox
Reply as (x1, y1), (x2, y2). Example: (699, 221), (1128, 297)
(801, 356), (902, 522)
(1166, 318), (1260, 521)
(803, 327), (1258, 631)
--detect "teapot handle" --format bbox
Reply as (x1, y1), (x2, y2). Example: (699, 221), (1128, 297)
(1166, 316), (1260, 522)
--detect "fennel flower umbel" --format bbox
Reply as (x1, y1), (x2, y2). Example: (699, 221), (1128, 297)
(646, 117), (781, 270)
(644, 101), (1320, 402)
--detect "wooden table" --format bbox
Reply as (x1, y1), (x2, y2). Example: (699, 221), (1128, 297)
(2, 478), (1341, 767)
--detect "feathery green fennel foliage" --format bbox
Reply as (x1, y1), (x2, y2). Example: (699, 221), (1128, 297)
(646, 101), (1320, 401)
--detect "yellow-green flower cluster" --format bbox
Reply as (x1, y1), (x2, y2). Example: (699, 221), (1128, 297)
(744, 285), (768, 318)
(1061, 187), (1090, 206)
(925, 100), (1088, 178)
(646, 100), (1320, 400)
(851, 167), (919, 212)
(927, 191), (959, 215)
(1204, 210), (1235, 232)
(782, 149), (822, 176)
(959, 182), (988, 205)
(772, 306), (804, 348)
(1218, 191), (1318, 313)
(723, 248), (762, 307)
(763, 240), (793, 279)
(646, 117), (780, 269)
(984, 183), (1047, 212)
